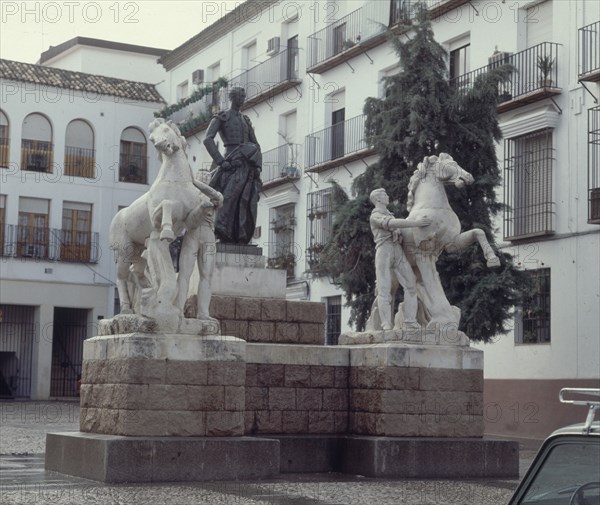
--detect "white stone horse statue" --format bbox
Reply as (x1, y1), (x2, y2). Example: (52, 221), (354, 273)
(109, 119), (222, 329)
(367, 153), (500, 336)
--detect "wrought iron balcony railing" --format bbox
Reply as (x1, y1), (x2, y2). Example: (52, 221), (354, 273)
(450, 42), (561, 113)
(64, 146), (95, 178)
(21, 139), (53, 172)
(261, 144), (301, 189)
(0, 225), (99, 263)
(578, 20), (600, 82)
(304, 114), (374, 172)
(306, 3), (402, 73)
(589, 105), (600, 224)
(228, 48), (301, 109)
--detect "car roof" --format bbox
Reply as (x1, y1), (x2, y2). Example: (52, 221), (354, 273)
(549, 421), (600, 438)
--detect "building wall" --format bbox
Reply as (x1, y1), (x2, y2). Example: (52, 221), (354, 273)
(43, 46), (167, 88)
(0, 78), (162, 399)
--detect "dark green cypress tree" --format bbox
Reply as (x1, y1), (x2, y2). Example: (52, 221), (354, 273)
(319, 7), (529, 341)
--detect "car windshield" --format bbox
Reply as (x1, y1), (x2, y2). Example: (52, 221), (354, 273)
(520, 441), (600, 505)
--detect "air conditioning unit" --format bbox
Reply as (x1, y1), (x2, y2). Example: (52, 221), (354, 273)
(267, 37), (280, 56)
(488, 51), (512, 69)
(192, 69), (204, 85)
(27, 153), (48, 171)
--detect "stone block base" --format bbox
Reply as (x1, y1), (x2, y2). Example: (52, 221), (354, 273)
(80, 334), (246, 436)
(45, 432), (280, 483)
(340, 436), (519, 478)
(46, 433), (517, 481)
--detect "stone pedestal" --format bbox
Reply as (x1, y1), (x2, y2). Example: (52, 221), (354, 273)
(79, 333), (246, 437)
(189, 245), (287, 299)
(348, 343), (484, 437)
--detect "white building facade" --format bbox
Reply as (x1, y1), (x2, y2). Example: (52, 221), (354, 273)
(155, 0), (599, 438)
(0, 57), (164, 399)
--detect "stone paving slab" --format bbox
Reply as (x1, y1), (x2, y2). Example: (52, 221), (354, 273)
(0, 401), (537, 504)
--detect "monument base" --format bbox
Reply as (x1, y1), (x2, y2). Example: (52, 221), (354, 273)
(45, 432), (518, 481)
(45, 432), (279, 483)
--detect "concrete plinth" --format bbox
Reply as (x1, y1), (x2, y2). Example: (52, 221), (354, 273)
(45, 432), (280, 483)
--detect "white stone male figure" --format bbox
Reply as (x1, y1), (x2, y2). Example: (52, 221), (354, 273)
(369, 188), (431, 330)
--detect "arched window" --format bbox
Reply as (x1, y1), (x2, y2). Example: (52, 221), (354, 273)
(119, 127), (147, 184)
(21, 113), (53, 173)
(65, 119), (95, 178)
(0, 110), (9, 167)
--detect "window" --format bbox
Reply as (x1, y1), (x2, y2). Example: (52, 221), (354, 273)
(331, 107), (346, 160)
(21, 113), (53, 173)
(390, 0), (409, 26)
(0, 110), (9, 167)
(243, 41), (257, 70)
(589, 105), (600, 224)
(177, 80), (189, 101)
(515, 268), (551, 344)
(119, 127), (147, 184)
(306, 188), (334, 272)
(208, 62), (222, 112)
(333, 23), (347, 55)
(65, 119), (95, 178)
(325, 296), (342, 345)
(449, 44), (470, 81)
(287, 35), (299, 80)
(61, 202), (92, 262)
(504, 129), (554, 240)
(268, 204), (296, 279)
(0, 195), (5, 255)
(17, 197), (49, 259)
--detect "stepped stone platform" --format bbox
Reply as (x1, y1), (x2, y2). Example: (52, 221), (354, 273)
(46, 331), (518, 482)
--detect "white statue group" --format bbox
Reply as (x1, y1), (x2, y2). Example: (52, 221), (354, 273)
(109, 119), (222, 333)
(107, 118), (497, 341)
(367, 153), (500, 337)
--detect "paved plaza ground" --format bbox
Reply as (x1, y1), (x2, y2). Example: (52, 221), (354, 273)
(0, 401), (538, 505)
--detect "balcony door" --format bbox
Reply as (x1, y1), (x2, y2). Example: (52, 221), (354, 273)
(287, 35), (299, 80)
(17, 197), (49, 259)
(61, 202), (92, 262)
(331, 108), (345, 160)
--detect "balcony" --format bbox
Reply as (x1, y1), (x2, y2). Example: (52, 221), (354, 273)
(21, 139), (53, 173)
(0, 225), (99, 262)
(420, 0), (471, 19)
(589, 105), (600, 224)
(64, 146), (95, 178)
(579, 21), (600, 82)
(0, 136), (8, 167)
(261, 144), (301, 191)
(231, 48), (302, 110)
(305, 114), (375, 173)
(306, 3), (406, 74)
(451, 42), (562, 114)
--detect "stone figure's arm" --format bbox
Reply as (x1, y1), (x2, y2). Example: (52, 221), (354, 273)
(203, 116), (225, 165)
(388, 217), (431, 229)
(371, 212), (431, 230)
(245, 116), (260, 150)
(193, 178), (224, 208)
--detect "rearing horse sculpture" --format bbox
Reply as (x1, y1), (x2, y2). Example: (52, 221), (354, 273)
(367, 153), (500, 334)
(109, 119), (222, 326)
(400, 153), (500, 330)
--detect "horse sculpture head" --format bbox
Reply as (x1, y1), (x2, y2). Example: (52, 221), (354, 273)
(407, 153), (473, 211)
(148, 118), (187, 161)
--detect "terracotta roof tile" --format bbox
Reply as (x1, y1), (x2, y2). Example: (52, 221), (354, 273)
(0, 59), (164, 103)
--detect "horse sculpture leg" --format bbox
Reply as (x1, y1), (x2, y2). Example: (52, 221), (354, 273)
(445, 229), (500, 267)
(151, 201), (176, 242)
